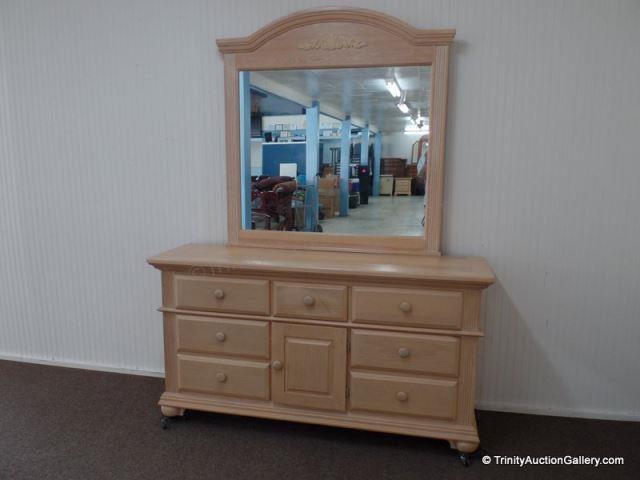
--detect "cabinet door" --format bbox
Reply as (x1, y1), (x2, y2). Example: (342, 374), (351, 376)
(271, 323), (347, 411)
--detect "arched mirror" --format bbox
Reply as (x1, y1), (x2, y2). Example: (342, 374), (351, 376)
(218, 8), (454, 255)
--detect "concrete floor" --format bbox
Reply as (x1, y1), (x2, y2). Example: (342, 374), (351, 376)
(320, 195), (424, 236)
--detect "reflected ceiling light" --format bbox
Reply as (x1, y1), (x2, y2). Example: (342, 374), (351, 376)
(396, 101), (410, 114)
(385, 78), (401, 98)
(404, 124), (429, 134)
(411, 116), (426, 128)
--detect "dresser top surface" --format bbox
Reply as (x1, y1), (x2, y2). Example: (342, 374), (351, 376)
(148, 244), (495, 288)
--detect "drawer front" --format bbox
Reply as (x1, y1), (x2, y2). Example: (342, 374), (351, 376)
(177, 315), (269, 359)
(351, 286), (462, 329)
(175, 275), (269, 315)
(351, 330), (459, 376)
(273, 282), (347, 321)
(350, 371), (458, 420)
(178, 355), (269, 400)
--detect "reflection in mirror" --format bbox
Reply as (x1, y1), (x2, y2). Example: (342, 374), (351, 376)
(239, 66), (431, 236)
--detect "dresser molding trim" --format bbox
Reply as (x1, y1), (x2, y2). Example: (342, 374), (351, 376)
(148, 245), (495, 289)
(155, 269), (490, 290)
(159, 392), (479, 444)
(158, 308), (485, 337)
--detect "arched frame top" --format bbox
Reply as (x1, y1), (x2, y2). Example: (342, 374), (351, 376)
(217, 7), (455, 53)
(217, 8), (455, 255)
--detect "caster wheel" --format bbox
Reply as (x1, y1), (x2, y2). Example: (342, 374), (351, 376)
(458, 452), (471, 467)
(160, 416), (169, 430)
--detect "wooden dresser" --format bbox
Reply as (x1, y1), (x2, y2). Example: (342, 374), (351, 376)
(148, 244), (494, 453)
(394, 177), (412, 196)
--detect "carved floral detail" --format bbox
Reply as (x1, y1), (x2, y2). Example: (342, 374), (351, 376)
(298, 34), (367, 51)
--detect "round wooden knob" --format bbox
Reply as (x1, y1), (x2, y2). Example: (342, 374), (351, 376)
(216, 372), (227, 383)
(215, 332), (226, 342)
(303, 295), (315, 307)
(214, 289), (225, 299)
(399, 302), (412, 313)
(271, 360), (283, 371)
(398, 347), (410, 358)
(396, 391), (408, 402)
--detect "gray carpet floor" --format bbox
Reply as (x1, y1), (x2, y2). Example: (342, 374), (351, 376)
(0, 360), (638, 479)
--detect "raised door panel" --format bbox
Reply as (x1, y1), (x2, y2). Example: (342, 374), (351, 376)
(271, 323), (347, 411)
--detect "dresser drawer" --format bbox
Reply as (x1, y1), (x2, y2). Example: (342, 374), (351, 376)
(349, 371), (457, 420)
(351, 286), (462, 329)
(174, 275), (269, 315)
(177, 315), (269, 359)
(178, 355), (270, 400)
(273, 282), (347, 321)
(350, 330), (459, 377)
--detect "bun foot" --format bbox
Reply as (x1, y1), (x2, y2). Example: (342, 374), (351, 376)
(453, 440), (479, 453)
(449, 440), (479, 466)
(160, 406), (185, 430)
(160, 405), (184, 417)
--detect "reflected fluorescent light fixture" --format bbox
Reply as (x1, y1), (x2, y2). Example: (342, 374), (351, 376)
(396, 101), (410, 114)
(385, 79), (401, 98)
(404, 125), (429, 134)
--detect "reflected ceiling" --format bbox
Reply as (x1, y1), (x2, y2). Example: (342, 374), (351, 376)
(253, 66), (430, 133)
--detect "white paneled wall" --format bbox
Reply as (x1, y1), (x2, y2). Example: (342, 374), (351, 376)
(1, 0), (639, 420)
(382, 132), (425, 162)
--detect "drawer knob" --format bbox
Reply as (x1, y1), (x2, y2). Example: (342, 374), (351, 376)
(271, 360), (283, 371)
(216, 372), (227, 383)
(399, 301), (412, 313)
(303, 295), (315, 307)
(398, 347), (410, 358)
(214, 289), (225, 299)
(396, 391), (408, 402)
(215, 332), (226, 342)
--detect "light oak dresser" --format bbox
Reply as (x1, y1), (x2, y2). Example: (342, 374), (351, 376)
(149, 7), (496, 467)
(148, 244), (494, 459)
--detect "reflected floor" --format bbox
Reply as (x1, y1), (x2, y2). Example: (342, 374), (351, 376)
(320, 195), (424, 236)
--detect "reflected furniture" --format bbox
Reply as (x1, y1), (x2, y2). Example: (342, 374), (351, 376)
(394, 177), (412, 196)
(379, 174), (394, 196)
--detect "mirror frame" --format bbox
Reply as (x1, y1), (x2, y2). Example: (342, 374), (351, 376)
(216, 7), (455, 255)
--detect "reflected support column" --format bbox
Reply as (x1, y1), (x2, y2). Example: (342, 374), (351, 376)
(372, 133), (382, 196)
(360, 125), (370, 166)
(305, 102), (320, 231)
(239, 71), (252, 229)
(339, 117), (351, 217)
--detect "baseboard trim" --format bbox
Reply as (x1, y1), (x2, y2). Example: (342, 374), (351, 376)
(0, 354), (164, 378)
(2, 355), (637, 422)
(476, 400), (640, 422)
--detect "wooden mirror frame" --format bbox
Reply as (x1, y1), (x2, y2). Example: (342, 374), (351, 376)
(216, 8), (455, 256)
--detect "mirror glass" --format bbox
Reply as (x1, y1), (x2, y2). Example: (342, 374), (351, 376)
(239, 66), (430, 236)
